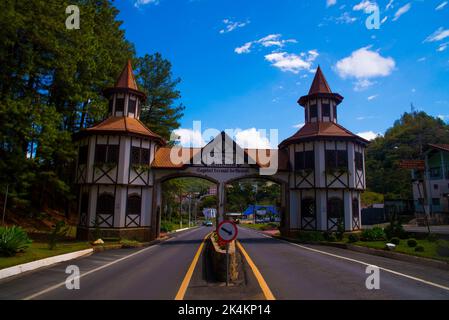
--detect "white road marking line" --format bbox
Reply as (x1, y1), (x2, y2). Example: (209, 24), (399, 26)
(240, 227), (449, 293)
(23, 227), (207, 300)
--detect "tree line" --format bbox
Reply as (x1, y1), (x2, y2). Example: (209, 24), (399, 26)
(0, 1), (184, 215)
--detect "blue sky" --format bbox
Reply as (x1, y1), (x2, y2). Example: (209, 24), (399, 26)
(115, 0), (449, 148)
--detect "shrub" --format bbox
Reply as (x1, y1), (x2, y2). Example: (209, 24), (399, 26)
(348, 234), (360, 243)
(407, 239), (418, 248)
(323, 232), (337, 242)
(336, 220), (345, 241)
(296, 231), (324, 243)
(360, 227), (386, 241)
(390, 237), (400, 245)
(48, 221), (69, 250)
(0, 226), (32, 257)
(415, 245), (424, 252)
(427, 233), (439, 242)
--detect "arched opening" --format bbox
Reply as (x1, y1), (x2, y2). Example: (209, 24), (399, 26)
(159, 176), (218, 235)
(327, 197), (344, 231)
(224, 177), (283, 233)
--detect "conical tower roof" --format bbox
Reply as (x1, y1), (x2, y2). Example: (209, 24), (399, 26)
(308, 66), (332, 94)
(115, 60), (139, 90)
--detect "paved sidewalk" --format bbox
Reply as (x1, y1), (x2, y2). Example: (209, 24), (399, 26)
(404, 224), (449, 235)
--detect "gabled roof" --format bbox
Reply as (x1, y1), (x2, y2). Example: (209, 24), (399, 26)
(428, 144), (449, 153)
(75, 116), (164, 144)
(279, 122), (368, 148)
(115, 60), (139, 90)
(151, 147), (289, 171)
(308, 66), (332, 94)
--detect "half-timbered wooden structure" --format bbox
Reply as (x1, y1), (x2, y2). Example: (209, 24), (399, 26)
(74, 63), (367, 241)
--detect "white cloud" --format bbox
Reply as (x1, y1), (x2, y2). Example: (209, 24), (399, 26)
(386, 0), (394, 10)
(357, 131), (380, 140)
(437, 42), (449, 52)
(134, 0), (158, 7)
(234, 34), (297, 54)
(436, 1), (448, 10)
(219, 19), (250, 34)
(381, 16), (388, 24)
(367, 94), (378, 100)
(235, 42), (253, 54)
(354, 79), (376, 91)
(438, 114), (449, 121)
(172, 128), (205, 147)
(392, 3), (411, 21)
(235, 128), (272, 149)
(425, 27), (449, 42)
(417, 57), (426, 62)
(353, 1), (378, 12)
(336, 12), (357, 24)
(326, 0), (337, 7)
(293, 123), (305, 128)
(265, 50), (319, 74)
(335, 47), (395, 79)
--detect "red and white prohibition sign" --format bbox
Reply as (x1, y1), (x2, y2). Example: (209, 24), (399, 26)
(217, 220), (238, 243)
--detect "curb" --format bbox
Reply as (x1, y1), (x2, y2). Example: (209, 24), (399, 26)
(276, 235), (449, 271)
(0, 248), (94, 280)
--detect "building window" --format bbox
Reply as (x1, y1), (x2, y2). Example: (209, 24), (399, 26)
(434, 184), (439, 190)
(128, 99), (136, 114)
(108, 99), (113, 114)
(301, 198), (315, 218)
(333, 105), (337, 120)
(305, 107), (309, 122)
(355, 151), (363, 170)
(328, 197), (344, 219)
(78, 145), (88, 165)
(80, 193), (89, 214)
(131, 146), (150, 165)
(429, 167), (441, 179)
(294, 151), (314, 171)
(322, 103), (330, 117)
(95, 144), (119, 165)
(115, 98), (125, 112)
(326, 150), (348, 170)
(127, 195), (142, 215)
(352, 198), (359, 216)
(310, 104), (317, 118)
(96, 193), (114, 216)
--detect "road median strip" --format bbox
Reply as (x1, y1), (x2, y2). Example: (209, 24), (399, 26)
(236, 241), (275, 300)
(175, 232), (212, 300)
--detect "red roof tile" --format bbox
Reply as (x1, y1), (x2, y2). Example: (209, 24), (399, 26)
(279, 122), (368, 148)
(308, 66), (332, 94)
(77, 116), (164, 143)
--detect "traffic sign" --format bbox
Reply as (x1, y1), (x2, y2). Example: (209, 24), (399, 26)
(217, 220), (238, 243)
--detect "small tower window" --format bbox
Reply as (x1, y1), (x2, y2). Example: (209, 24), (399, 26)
(78, 145), (88, 165)
(310, 104), (318, 118)
(333, 105), (337, 121)
(108, 99), (114, 114)
(355, 151), (363, 170)
(115, 97), (125, 112)
(127, 195), (142, 215)
(128, 99), (136, 114)
(325, 150), (348, 170)
(322, 103), (330, 117)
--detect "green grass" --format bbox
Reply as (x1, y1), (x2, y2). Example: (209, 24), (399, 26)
(350, 239), (449, 263)
(240, 222), (279, 231)
(0, 242), (92, 270)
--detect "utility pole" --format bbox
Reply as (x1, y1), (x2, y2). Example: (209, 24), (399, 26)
(2, 184), (8, 226)
(188, 193), (192, 228)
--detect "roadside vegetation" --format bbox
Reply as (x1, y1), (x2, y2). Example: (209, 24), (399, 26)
(240, 222), (279, 232)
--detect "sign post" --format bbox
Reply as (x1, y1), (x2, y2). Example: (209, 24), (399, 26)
(217, 220), (238, 286)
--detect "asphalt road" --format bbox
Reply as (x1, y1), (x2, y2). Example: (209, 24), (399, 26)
(1, 225), (449, 300)
(237, 227), (449, 300)
(0, 227), (211, 300)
